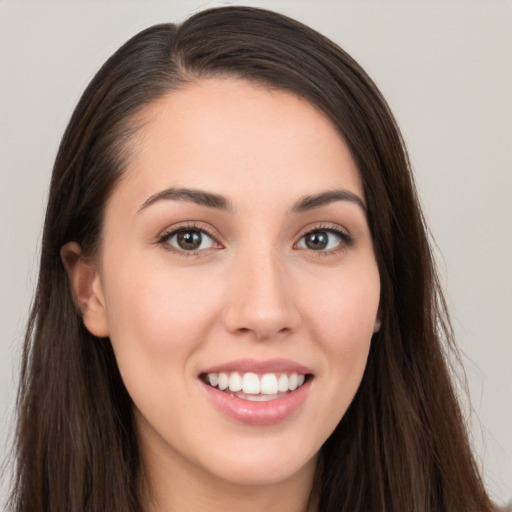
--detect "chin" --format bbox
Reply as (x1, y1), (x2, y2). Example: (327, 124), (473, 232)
(199, 443), (318, 487)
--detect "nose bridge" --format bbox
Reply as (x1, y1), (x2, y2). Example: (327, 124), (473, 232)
(222, 241), (299, 340)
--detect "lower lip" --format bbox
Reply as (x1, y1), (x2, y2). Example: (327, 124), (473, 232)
(200, 378), (312, 426)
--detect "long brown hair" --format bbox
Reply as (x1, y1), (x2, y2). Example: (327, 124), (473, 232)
(9, 6), (493, 511)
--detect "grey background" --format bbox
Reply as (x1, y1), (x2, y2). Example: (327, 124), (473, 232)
(1, 0), (511, 506)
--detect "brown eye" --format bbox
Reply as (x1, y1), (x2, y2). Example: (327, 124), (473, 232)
(296, 229), (351, 252)
(304, 231), (329, 250)
(165, 229), (215, 252)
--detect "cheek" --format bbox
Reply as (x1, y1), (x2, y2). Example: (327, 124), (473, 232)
(308, 262), (379, 318)
(300, 264), (380, 373)
(101, 261), (226, 396)
(101, 262), (227, 424)
(105, 265), (218, 348)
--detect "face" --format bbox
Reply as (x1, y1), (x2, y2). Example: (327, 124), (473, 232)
(76, 78), (380, 489)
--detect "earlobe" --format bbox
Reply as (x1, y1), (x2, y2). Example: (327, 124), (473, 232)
(373, 309), (382, 333)
(60, 242), (110, 338)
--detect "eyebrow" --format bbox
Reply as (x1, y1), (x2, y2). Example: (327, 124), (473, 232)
(137, 187), (366, 215)
(291, 190), (367, 214)
(138, 187), (233, 213)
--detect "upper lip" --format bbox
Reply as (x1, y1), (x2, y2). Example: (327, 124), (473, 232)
(200, 358), (314, 375)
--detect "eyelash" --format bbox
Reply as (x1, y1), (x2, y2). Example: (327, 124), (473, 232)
(294, 224), (354, 256)
(157, 223), (220, 257)
(156, 223), (353, 257)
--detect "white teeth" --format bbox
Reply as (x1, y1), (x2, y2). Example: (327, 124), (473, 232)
(218, 372), (229, 390)
(242, 372), (260, 394)
(243, 393), (280, 401)
(260, 373), (278, 394)
(277, 374), (289, 392)
(228, 372), (242, 392)
(204, 371), (307, 396)
(208, 373), (218, 387)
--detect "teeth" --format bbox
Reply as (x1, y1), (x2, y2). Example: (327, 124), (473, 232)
(218, 372), (229, 390)
(243, 393), (279, 401)
(260, 373), (278, 394)
(228, 372), (242, 392)
(204, 371), (307, 395)
(288, 373), (298, 391)
(208, 373), (219, 387)
(277, 374), (289, 392)
(242, 372), (260, 394)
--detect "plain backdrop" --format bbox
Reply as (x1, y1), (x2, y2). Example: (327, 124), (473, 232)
(1, 0), (511, 506)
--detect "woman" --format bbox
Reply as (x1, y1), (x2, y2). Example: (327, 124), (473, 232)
(8, 6), (494, 512)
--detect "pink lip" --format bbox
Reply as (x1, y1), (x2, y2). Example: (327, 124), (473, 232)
(200, 358), (313, 375)
(198, 359), (313, 426)
(200, 380), (312, 426)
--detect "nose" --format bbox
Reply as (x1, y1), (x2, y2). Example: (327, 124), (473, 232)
(222, 249), (301, 341)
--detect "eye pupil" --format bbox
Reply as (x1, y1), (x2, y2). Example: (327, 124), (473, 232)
(305, 232), (328, 250)
(177, 230), (202, 250)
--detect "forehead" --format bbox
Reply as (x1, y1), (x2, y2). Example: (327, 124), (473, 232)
(113, 77), (363, 212)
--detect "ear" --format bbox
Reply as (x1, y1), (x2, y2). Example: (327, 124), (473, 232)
(373, 308), (382, 333)
(60, 242), (110, 337)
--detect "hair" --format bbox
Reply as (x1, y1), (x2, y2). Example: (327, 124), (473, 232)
(9, 6), (493, 512)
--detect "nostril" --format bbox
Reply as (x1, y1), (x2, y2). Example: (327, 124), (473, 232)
(221, 271), (301, 339)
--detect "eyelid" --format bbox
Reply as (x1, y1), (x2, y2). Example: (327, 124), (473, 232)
(155, 221), (353, 257)
(156, 222), (223, 255)
(293, 223), (354, 254)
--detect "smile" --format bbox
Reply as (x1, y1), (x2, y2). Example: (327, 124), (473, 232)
(199, 359), (314, 425)
(201, 372), (308, 401)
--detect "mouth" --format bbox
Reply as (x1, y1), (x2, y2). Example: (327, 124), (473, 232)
(198, 359), (314, 425)
(200, 371), (312, 402)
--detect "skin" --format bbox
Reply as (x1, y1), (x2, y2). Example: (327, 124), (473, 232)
(63, 77), (381, 512)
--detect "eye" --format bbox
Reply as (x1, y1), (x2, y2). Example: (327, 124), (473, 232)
(296, 228), (351, 252)
(162, 227), (216, 252)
